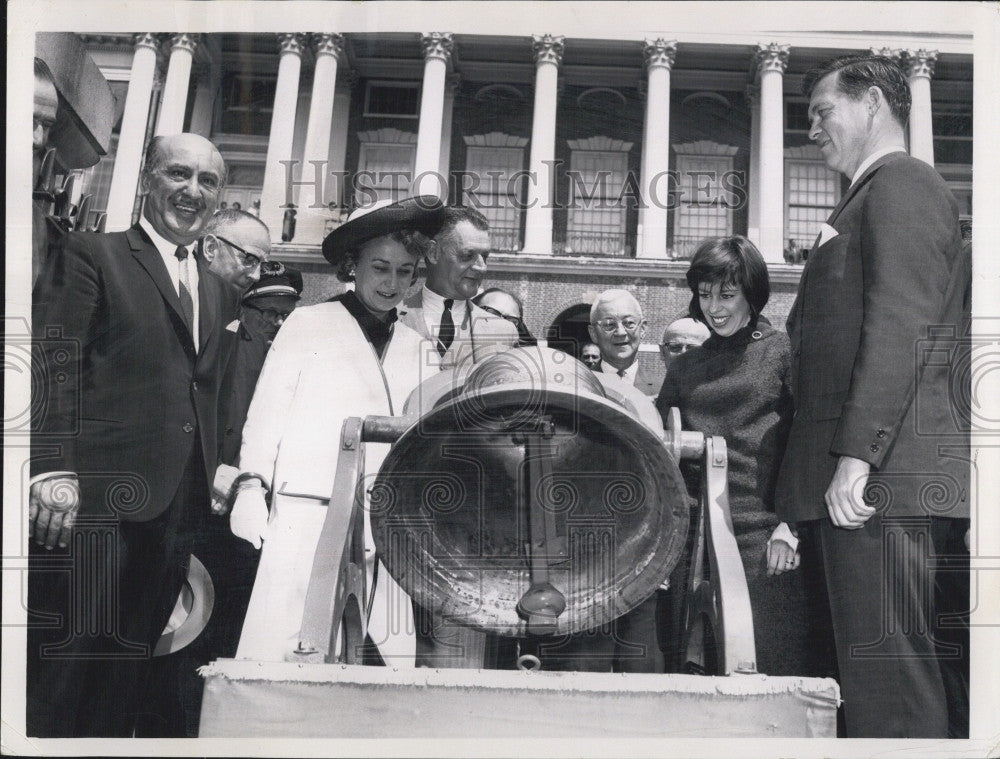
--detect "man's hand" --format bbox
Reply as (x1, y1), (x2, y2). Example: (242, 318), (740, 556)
(211, 463), (240, 515)
(230, 485), (268, 549)
(29, 476), (81, 549)
(825, 455), (875, 529)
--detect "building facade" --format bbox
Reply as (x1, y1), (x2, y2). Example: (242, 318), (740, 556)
(71, 28), (974, 386)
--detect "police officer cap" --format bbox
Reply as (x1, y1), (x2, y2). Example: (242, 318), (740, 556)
(242, 262), (303, 304)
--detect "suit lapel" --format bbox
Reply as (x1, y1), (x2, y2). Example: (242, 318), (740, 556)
(826, 151), (906, 228)
(127, 227), (194, 349)
(196, 258), (219, 355)
(399, 290), (429, 339)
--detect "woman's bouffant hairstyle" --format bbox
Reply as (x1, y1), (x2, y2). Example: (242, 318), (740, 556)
(335, 229), (434, 283)
(685, 235), (770, 325)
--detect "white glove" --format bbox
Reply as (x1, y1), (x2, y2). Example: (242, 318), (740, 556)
(211, 463), (240, 515)
(230, 486), (269, 549)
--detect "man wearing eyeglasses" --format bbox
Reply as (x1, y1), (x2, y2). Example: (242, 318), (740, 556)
(198, 208), (270, 290)
(658, 317), (710, 371)
(588, 288), (660, 397)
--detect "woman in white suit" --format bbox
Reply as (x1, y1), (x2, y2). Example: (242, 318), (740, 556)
(229, 197), (444, 665)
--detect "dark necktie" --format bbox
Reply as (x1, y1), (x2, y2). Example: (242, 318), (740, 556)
(174, 245), (195, 336)
(437, 299), (455, 357)
(617, 368), (626, 379)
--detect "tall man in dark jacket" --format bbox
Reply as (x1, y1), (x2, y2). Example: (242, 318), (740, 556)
(774, 55), (970, 738)
(28, 133), (236, 737)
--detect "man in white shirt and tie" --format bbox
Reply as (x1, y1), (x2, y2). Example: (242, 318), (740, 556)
(588, 288), (660, 396)
(401, 205), (518, 372)
(399, 205), (517, 667)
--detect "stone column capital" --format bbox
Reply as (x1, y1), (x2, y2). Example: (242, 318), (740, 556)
(277, 32), (308, 58)
(906, 49), (938, 79)
(532, 34), (565, 66)
(643, 39), (677, 71)
(166, 33), (199, 55)
(421, 32), (454, 64)
(755, 42), (790, 75)
(312, 33), (344, 59)
(870, 46), (904, 62)
(133, 32), (162, 53)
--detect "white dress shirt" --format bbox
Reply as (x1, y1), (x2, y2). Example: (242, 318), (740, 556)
(420, 285), (470, 344)
(601, 360), (639, 384)
(139, 218), (200, 346)
(850, 145), (906, 187)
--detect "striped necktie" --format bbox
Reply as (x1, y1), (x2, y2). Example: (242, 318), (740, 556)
(174, 245), (195, 336)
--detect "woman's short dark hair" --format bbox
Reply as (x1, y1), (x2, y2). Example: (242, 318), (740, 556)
(335, 229), (433, 283)
(685, 235), (770, 324)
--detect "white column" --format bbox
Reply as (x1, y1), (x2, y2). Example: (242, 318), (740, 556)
(105, 33), (160, 231)
(906, 49), (937, 167)
(638, 39), (676, 259)
(439, 73), (461, 183)
(755, 43), (790, 264)
(259, 33), (306, 243)
(155, 33), (199, 135)
(324, 75), (355, 210)
(413, 33), (453, 199)
(295, 33), (344, 244)
(522, 34), (564, 256)
(746, 85), (762, 249)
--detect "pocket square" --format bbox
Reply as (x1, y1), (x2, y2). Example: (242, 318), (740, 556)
(817, 223), (839, 247)
(225, 319), (240, 332)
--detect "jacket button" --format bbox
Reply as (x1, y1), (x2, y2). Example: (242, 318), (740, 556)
(183, 423), (194, 433)
(876, 428), (886, 438)
(192, 380), (199, 392)
(870, 444), (879, 453)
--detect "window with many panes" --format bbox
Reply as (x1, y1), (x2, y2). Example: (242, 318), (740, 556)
(566, 143), (630, 256)
(73, 134), (118, 229)
(673, 149), (734, 259)
(785, 155), (840, 254)
(464, 141), (526, 251)
(356, 132), (416, 205)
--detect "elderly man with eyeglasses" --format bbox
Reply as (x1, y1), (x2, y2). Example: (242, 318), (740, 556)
(658, 316), (710, 371)
(198, 208), (270, 290)
(588, 288), (660, 396)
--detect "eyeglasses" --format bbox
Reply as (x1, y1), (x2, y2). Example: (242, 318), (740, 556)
(592, 317), (641, 333)
(478, 304), (523, 328)
(214, 234), (263, 269)
(248, 307), (291, 322)
(662, 341), (694, 356)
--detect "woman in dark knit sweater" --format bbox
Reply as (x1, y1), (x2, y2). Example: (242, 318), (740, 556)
(655, 236), (832, 677)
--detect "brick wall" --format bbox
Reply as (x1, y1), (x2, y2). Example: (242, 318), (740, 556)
(295, 260), (801, 394)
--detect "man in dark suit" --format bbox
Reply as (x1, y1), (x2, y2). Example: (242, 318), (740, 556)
(774, 55), (970, 738)
(28, 132), (236, 737)
(32, 57), (60, 286)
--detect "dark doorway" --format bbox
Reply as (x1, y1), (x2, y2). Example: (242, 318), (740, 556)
(547, 303), (592, 359)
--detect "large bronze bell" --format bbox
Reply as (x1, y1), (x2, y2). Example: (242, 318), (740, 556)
(369, 346), (690, 638)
